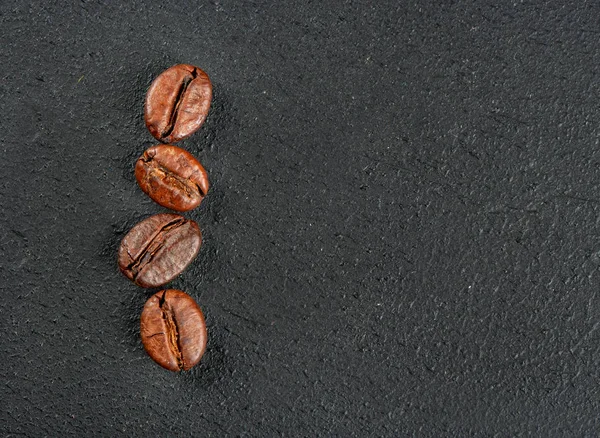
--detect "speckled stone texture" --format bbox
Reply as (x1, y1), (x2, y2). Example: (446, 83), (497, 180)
(2, 1), (600, 436)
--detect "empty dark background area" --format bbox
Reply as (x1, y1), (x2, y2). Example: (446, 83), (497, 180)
(1, 1), (600, 436)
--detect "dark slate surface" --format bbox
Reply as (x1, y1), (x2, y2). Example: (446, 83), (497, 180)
(2, 1), (600, 436)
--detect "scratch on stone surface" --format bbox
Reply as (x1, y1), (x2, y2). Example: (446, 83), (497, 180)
(223, 326), (258, 346)
(557, 194), (600, 205)
(227, 309), (267, 327)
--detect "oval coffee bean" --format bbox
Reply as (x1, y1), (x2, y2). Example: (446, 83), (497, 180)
(144, 64), (212, 143)
(118, 214), (201, 288)
(135, 144), (209, 212)
(140, 289), (207, 371)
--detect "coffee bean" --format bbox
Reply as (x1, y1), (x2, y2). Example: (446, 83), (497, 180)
(135, 144), (209, 212)
(145, 64), (212, 143)
(118, 214), (202, 288)
(140, 289), (207, 371)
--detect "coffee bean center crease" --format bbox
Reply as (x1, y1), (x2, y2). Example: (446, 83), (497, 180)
(162, 69), (198, 139)
(126, 217), (186, 279)
(141, 152), (205, 197)
(159, 291), (184, 370)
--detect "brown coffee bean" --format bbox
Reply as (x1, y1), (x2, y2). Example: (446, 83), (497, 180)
(144, 64), (212, 143)
(118, 214), (201, 288)
(135, 144), (209, 212)
(140, 289), (207, 371)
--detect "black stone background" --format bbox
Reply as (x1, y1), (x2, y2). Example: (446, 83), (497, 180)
(1, 1), (600, 436)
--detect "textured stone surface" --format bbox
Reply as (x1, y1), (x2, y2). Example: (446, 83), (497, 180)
(2, 1), (600, 435)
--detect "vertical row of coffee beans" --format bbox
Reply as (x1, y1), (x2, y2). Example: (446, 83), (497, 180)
(118, 64), (213, 372)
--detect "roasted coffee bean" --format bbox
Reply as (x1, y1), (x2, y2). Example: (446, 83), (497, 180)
(118, 214), (201, 288)
(140, 289), (207, 371)
(145, 64), (212, 143)
(135, 144), (209, 212)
